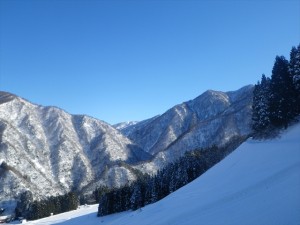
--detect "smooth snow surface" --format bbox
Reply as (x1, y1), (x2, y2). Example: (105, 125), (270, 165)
(25, 123), (300, 225)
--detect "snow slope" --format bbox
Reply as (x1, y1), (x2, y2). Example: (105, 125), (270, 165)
(25, 122), (300, 225)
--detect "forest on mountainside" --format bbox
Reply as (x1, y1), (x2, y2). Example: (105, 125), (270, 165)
(97, 136), (244, 216)
(13, 44), (300, 220)
(96, 43), (300, 217)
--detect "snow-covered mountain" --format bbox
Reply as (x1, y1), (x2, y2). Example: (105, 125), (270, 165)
(0, 91), (150, 213)
(24, 121), (300, 225)
(113, 117), (159, 137)
(0, 85), (253, 214)
(113, 121), (138, 132)
(121, 85), (254, 172)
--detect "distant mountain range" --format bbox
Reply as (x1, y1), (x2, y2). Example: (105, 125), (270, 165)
(119, 85), (253, 173)
(0, 85), (253, 213)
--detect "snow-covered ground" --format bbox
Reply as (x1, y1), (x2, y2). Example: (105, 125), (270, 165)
(23, 123), (300, 225)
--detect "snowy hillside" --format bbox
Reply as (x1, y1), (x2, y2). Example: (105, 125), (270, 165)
(112, 121), (138, 132)
(0, 91), (150, 213)
(133, 85), (254, 173)
(114, 116), (159, 137)
(25, 122), (300, 225)
(0, 86), (254, 215)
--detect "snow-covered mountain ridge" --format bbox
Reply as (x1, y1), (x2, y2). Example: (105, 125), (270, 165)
(0, 91), (150, 213)
(0, 85), (253, 214)
(113, 121), (139, 132)
(25, 120), (300, 225)
(122, 85), (254, 172)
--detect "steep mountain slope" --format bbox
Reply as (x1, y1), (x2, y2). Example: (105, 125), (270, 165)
(125, 85), (254, 172)
(113, 116), (160, 137)
(113, 121), (138, 133)
(26, 122), (300, 225)
(111, 122), (300, 225)
(0, 91), (150, 213)
(0, 85), (254, 214)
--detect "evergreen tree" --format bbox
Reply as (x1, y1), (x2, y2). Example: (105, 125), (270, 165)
(67, 192), (79, 211)
(252, 74), (271, 133)
(168, 163), (177, 193)
(27, 201), (38, 220)
(94, 186), (109, 203)
(15, 191), (33, 218)
(97, 138), (245, 217)
(53, 195), (61, 214)
(269, 56), (295, 128)
(19, 191), (79, 220)
(130, 183), (142, 210)
(120, 185), (131, 210)
(148, 178), (158, 204)
(97, 194), (109, 216)
(289, 44), (300, 114)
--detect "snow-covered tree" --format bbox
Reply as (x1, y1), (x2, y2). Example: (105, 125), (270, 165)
(252, 74), (271, 133)
(289, 44), (300, 114)
(269, 56), (295, 128)
(97, 140), (244, 218)
(130, 183), (142, 210)
(97, 194), (109, 216)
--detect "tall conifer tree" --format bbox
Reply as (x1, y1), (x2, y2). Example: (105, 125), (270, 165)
(252, 74), (271, 133)
(269, 56), (294, 128)
(289, 44), (300, 114)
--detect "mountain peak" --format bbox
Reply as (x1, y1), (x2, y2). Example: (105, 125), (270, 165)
(0, 85), (254, 215)
(198, 89), (230, 104)
(0, 93), (151, 214)
(113, 121), (139, 131)
(119, 86), (253, 172)
(0, 91), (17, 104)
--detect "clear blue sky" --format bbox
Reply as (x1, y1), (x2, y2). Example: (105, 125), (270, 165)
(0, 0), (299, 124)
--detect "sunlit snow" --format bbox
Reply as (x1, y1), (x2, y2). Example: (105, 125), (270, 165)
(24, 122), (300, 225)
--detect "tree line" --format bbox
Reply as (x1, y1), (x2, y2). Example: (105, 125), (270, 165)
(252, 44), (300, 137)
(96, 44), (300, 217)
(97, 136), (245, 217)
(15, 191), (79, 220)
(14, 44), (299, 221)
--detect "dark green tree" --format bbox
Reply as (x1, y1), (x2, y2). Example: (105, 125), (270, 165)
(97, 194), (109, 216)
(289, 44), (300, 114)
(269, 56), (295, 128)
(15, 191), (33, 218)
(94, 186), (109, 203)
(67, 192), (79, 211)
(252, 74), (271, 133)
(19, 192), (79, 220)
(97, 138), (245, 217)
(130, 183), (142, 210)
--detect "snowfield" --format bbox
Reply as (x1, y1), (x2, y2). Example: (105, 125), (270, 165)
(25, 123), (300, 225)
